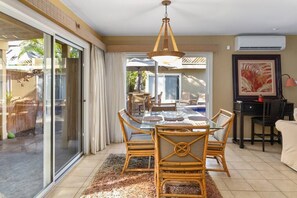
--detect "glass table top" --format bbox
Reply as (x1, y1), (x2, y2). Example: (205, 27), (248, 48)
(140, 108), (222, 130)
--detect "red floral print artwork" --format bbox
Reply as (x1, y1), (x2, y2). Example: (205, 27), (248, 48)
(240, 62), (273, 93)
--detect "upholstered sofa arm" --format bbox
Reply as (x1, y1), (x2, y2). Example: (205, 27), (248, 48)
(275, 120), (297, 171)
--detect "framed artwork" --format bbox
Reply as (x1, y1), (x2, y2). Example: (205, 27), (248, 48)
(232, 54), (282, 101)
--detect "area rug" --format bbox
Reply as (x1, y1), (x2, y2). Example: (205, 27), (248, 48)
(82, 154), (222, 198)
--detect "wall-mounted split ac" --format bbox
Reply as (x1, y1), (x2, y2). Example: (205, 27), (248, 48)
(235, 35), (286, 51)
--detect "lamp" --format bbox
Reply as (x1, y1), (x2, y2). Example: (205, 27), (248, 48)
(282, 74), (297, 87)
(147, 0), (185, 65)
(280, 74), (297, 100)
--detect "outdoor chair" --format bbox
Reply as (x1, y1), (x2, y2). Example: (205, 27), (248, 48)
(131, 94), (147, 115)
(179, 91), (198, 105)
(151, 102), (176, 112)
(251, 99), (286, 152)
(155, 124), (210, 198)
(149, 91), (163, 107)
(206, 109), (234, 177)
(118, 109), (154, 174)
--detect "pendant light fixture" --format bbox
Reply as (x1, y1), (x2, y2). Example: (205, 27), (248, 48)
(147, 0), (185, 65)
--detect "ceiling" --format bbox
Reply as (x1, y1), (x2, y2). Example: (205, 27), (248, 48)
(61, 0), (297, 37)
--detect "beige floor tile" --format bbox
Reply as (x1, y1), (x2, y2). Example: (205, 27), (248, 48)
(233, 150), (254, 157)
(267, 162), (293, 171)
(293, 179), (297, 185)
(246, 179), (279, 192)
(280, 170), (297, 179)
(107, 148), (126, 154)
(231, 191), (261, 198)
(241, 155), (263, 163)
(258, 156), (280, 163)
(238, 170), (265, 180)
(257, 191), (286, 198)
(70, 167), (95, 177)
(259, 170), (288, 180)
(84, 153), (108, 160)
(282, 192), (297, 198)
(269, 179), (297, 192)
(74, 187), (86, 198)
(222, 178), (253, 191)
(58, 176), (88, 188)
(212, 178), (229, 190)
(209, 169), (242, 179)
(250, 162), (275, 171)
(77, 159), (101, 169)
(46, 187), (80, 198)
(220, 190), (234, 198)
(225, 156), (245, 162)
(228, 161), (255, 170)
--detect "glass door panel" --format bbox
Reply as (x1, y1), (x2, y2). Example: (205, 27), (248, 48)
(165, 75), (179, 101)
(0, 12), (52, 197)
(54, 39), (82, 173)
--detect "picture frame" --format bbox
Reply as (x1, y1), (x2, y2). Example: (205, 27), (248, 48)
(232, 54), (282, 101)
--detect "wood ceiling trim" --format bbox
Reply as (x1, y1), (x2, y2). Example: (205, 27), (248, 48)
(107, 44), (218, 53)
(19, 0), (106, 50)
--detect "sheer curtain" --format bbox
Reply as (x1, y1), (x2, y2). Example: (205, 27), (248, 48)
(89, 45), (110, 154)
(105, 52), (126, 143)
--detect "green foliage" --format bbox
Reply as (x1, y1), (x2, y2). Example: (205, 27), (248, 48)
(127, 71), (138, 92)
(18, 39), (44, 58)
(6, 92), (13, 104)
(19, 39), (80, 61)
(126, 71), (147, 92)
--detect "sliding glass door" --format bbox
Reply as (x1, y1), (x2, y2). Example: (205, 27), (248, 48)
(0, 12), (52, 197)
(0, 11), (85, 197)
(54, 39), (83, 174)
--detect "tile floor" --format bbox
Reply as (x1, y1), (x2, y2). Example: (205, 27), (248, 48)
(46, 142), (297, 198)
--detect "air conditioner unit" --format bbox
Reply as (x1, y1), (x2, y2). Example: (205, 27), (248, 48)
(235, 35), (286, 51)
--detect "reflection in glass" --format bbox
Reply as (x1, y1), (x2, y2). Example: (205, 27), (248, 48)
(54, 40), (82, 173)
(0, 12), (52, 197)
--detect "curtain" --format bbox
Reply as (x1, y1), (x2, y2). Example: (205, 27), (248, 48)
(89, 45), (110, 154)
(105, 52), (126, 143)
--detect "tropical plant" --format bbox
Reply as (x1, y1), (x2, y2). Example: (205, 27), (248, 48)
(126, 71), (147, 92)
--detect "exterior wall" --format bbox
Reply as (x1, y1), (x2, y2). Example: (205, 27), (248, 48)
(181, 69), (206, 99)
(154, 69), (206, 100)
(11, 77), (36, 99)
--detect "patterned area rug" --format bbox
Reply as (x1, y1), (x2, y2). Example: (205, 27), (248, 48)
(82, 154), (222, 198)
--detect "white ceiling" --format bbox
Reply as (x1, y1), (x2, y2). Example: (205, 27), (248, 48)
(61, 0), (297, 36)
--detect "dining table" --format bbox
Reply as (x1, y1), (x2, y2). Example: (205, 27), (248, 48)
(139, 107), (222, 130)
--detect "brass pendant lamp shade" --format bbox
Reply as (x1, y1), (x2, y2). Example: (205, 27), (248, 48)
(147, 0), (185, 65)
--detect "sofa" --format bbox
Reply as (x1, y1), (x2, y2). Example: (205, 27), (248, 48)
(275, 108), (297, 171)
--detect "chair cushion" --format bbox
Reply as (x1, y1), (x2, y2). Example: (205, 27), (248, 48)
(129, 134), (153, 141)
(213, 114), (229, 141)
(208, 135), (218, 142)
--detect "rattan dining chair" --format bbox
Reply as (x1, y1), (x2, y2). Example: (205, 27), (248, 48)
(118, 109), (155, 174)
(155, 124), (210, 198)
(206, 109), (234, 177)
(151, 102), (177, 112)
